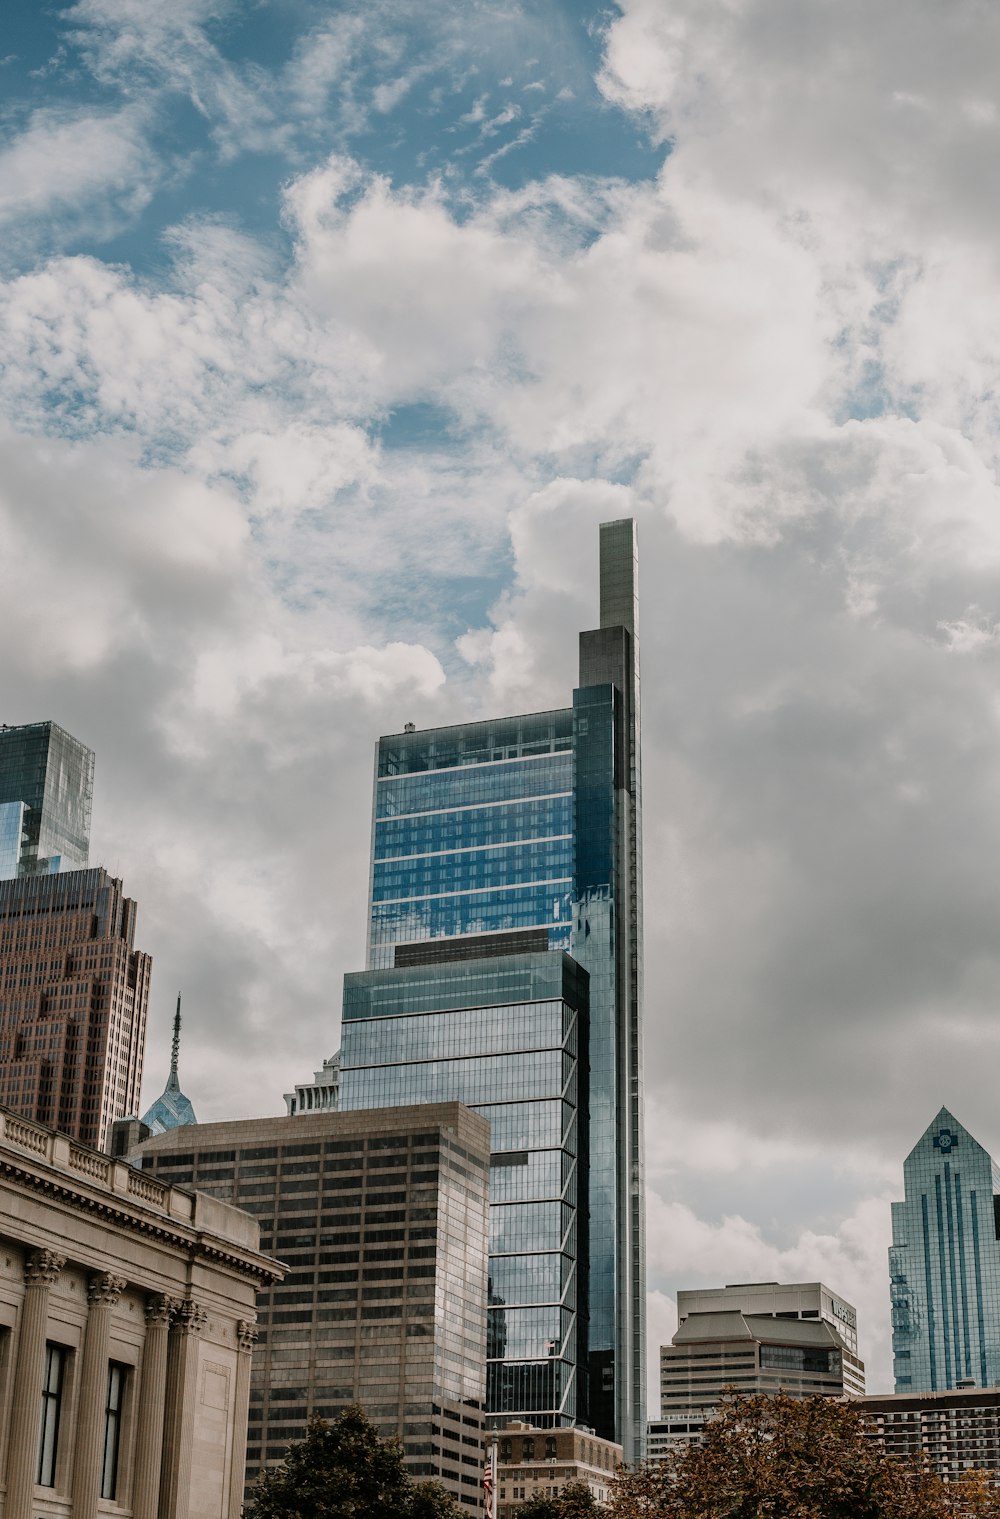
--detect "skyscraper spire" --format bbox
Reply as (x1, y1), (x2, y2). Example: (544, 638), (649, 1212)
(141, 995), (197, 1135)
(168, 993), (181, 1090)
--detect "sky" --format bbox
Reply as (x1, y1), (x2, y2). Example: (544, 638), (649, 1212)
(4, 0), (1000, 1401)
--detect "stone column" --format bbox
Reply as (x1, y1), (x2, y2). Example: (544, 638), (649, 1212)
(71, 1271), (127, 1519)
(158, 1299), (207, 1519)
(227, 1320), (258, 1519)
(132, 1296), (175, 1519)
(5, 1248), (65, 1519)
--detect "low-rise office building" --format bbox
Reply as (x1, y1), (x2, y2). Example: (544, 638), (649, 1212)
(134, 1102), (491, 1507)
(0, 1101), (280, 1519)
(492, 1421), (621, 1516)
(860, 1388), (1000, 1483)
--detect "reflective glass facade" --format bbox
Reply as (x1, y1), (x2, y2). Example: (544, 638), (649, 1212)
(0, 722), (94, 880)
(369, 716), (574, 971)
(341, 520), (646, 1459)
(890, 1106), (1000, 1391)
(341, 954), (588, 1431)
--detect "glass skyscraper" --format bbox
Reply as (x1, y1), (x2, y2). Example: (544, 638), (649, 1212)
(890, 1106), (1000, 1391)
(0, 721), (94, 879)
(340, 519), (646, 1459)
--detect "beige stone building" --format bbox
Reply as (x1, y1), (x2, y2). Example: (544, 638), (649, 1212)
(493, 1422), (622, 1516)
(0, 1102), (281, 1519)
(134, 1103), (491, 1507)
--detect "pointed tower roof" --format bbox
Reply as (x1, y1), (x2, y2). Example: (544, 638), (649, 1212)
(141, 994), (197, 1135)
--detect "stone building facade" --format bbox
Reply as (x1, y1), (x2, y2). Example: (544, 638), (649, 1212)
(0, 1102), (280, 1519)
(492, 1421), (622, 1516)
(134, 1102), (491, 1507)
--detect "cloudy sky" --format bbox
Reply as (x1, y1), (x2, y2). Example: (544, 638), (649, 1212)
(5, 0), (1000, 1397)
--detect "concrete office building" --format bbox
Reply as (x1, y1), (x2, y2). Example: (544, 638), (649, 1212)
(493, 1421), (621, 1517)
(650, 1291), (865, 1453)
(0, 867), (151, 1150)
(339, 519), (646, 1458)
(860, 1387), (1000, 1484)
(134, 1103), (491, 1507)
(0, 1101), (279, 1519)
(0, 721), (94, 881)
(889, 1107), (1000, 1392)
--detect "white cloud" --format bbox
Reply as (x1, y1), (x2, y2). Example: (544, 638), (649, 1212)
(0, 105), (156, 233)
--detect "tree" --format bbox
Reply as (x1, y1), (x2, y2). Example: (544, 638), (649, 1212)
(607, 1393), (1000, 1519)
(245, 1406), (462, 1519)
(511, 1481), (606, 1518)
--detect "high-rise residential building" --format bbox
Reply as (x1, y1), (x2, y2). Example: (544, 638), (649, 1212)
(284, 1051), (340, 1115)
(0, 721), (94, 879)
(889, 1107), (1000, 1392)
(859, 1387), (1000, 1483)
(338, 519), (645, 1458)
(649, 1295), (865, 1454)
(133, 1103), (491, 1507)
(141, 995), (197, 1134)
(0, 867), (151, 1149)
(492, 1421), (621, 1517)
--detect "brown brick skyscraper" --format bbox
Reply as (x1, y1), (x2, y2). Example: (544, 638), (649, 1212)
(0, 867), (151, 1149)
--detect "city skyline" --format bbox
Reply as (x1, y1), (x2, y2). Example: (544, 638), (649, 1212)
(5, 0), (1000, 1404)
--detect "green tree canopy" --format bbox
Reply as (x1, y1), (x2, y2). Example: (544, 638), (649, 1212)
(245, 1406), (462, 1519)
(608, 1393), (1000, 1519)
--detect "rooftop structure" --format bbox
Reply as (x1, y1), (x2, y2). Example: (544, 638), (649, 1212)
(676, 1280), (859, 1357)
(284, 1051), (340, 1116)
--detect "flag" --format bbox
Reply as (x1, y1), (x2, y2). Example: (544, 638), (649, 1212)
(483, 1458), (495, 1519)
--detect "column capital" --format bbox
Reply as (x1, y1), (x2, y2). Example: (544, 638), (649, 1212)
(88, 1271), (127, 1307)
(24, 1248), (65, 1286)
(174, 1300), (208, 1337)
(144, 1293), (177, 1327)
(236, 1319), (258, 1354)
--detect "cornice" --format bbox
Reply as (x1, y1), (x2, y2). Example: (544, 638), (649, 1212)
(0, 1154), (283, 1290)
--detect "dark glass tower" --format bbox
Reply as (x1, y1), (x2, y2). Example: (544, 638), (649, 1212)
(340, 520), (646, 1458)
(0, 721), (94, 880)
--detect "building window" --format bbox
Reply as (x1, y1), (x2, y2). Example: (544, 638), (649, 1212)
(38, 1343), (66, 1486)
(101, 1363), (127, 1499)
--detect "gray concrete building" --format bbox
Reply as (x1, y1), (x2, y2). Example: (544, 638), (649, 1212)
(134, 1102), (491, 1507)
(0, 1101), (279, 1519)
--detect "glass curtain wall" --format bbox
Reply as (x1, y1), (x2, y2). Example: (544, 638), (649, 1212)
(340, 954), (588, 1429)
(368, 713), (574, 970)
(0, 722), (94, 879)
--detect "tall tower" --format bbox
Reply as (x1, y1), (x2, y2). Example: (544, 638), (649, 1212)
(889, 1107), (1000, 1391)
(340, 520), (646, 1458)
(0, 867), (152, 1149)
(572, 520), (645, 1449)
(0, 721), (94, 879)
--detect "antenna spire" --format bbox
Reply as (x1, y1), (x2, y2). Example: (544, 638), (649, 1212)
(169, 993), (181, 1088)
